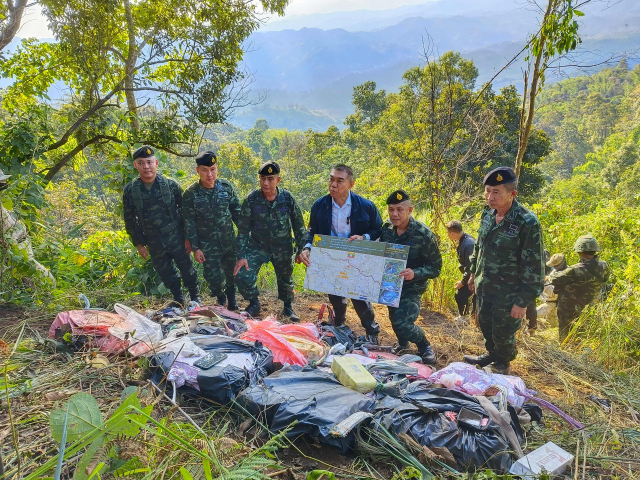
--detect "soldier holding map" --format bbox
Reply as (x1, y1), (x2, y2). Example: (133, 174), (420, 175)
(299, 164), (383, 344)
(379, 190), (442, 365)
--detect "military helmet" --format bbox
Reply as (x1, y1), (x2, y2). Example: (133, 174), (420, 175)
(573, 234), (600, 253)
(546, 253), (565, 268)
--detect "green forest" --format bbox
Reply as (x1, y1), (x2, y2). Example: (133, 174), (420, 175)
(2, 1), (640, 478)
(3, 54), (639, 366)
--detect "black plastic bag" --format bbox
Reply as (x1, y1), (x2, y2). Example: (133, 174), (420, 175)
(237, 368), (377, 453)
(319, 323), (357, 349)
(375, 387), (514, 472)
(151, 335), (273, 406)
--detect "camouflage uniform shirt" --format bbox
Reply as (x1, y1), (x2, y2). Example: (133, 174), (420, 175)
(469, 199), (545, 307)
(122, 174), (185, 248)
(182, 179), (241, 254)
(550, 258), (610, 312)
(379, 217), (442, 293)
(236, 186), (307, 258)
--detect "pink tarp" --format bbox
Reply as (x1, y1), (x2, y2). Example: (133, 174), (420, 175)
(49, 310), (129, 354)
(240, 318), (323, 366)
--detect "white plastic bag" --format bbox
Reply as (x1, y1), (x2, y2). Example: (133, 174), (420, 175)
(111, 303), (163, 356)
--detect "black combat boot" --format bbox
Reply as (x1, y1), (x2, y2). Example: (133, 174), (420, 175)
(486, 361), (510, 375)
(392, 342), (410, 356)
(188, 289), (201, 306)
(244, 299), (261, 318)
(365, 334), (379, 345)
(283, 302), (300, 322)
(463, 353), (495, 367)
(169, 291), (185, 309)
(216, 295), (227, 307)
(417, 340), (436, 365)
(226, 285), (238, 311)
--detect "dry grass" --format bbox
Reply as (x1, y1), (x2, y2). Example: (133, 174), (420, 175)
(2, 292), (640, 479)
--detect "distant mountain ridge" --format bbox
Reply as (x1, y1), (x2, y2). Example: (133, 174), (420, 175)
(233, 0), (640, 130)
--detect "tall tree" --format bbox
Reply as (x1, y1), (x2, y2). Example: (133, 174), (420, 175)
(514, 0), (588, 178)
(0, 0), (27, 51)
(0, 0), (289, 183)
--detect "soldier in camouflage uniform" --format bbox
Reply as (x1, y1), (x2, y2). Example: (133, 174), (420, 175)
(233, 161), (307, 320)
(550, 234), (610, 340)
(465, 167), (545, 374)
(123, 146), (200, 306)
(379, 190), (442, 365)
(182, 151), (241, 309)
(0, 169), (55, 287)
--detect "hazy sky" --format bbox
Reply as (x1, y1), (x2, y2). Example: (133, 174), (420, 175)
(15, 0), (435, 39)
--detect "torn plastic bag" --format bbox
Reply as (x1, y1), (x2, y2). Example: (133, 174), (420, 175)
(240, 319), (324, 365)
(151, 335), (273, 405)
(112, 303), (163, 356)
(49, 310), (129, 354)
(429, 362), (534, 407)
(319, 323), (357, 349)
(237, 368), (377, 453)
(374, 387), (516, 472)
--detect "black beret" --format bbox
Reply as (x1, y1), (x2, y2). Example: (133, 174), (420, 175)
(483, 166), (517, 186)
(386, 189), (410, 205)
(195, 151), (217, 167)
(259, 161), (280, 176)
(133, 145), (155, 160)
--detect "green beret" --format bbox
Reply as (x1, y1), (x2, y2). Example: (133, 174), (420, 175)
(195, 151), (217, 167)
(133, 145), (155, 160)
(483, 166), (517, 186)
(386, 189), (410, 205)
(259, 161), (280, 176)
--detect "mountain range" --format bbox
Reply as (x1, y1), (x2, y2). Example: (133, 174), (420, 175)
(230, 0), (640, 130)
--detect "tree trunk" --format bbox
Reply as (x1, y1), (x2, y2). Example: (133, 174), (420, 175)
(123, 0), (140, 135)
(0, 0), (28, 51)
(514, 0), (554, 179)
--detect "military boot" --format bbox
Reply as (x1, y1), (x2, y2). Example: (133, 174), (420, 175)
(216, 295), (227, 307)
(244, 299), (261, 318)
(226, 285), (238, 311)
(188, 289), (201, 306)
(392, 342), (410, 356)
(463, 353), (494, 367)
(170, 291), (185, 309)
(283, 302), (300, 322)
(485, 361), (510, 375)
(365, 334), (379, 345)
(417, 340), (436, 365)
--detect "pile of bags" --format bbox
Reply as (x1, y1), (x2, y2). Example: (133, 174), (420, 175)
(49, 304), (544, 473)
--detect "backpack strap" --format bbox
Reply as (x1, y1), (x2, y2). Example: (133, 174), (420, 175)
(131, 178), (143, 212)
(583, 260), (606, 283)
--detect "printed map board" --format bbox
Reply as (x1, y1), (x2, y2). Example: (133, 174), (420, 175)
(303, 234), (410, 307)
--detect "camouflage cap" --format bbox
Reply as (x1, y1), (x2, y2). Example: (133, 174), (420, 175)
(546, 253), (565, 268)
(573, 234), (600, 253)
(0, 169), (11, 181)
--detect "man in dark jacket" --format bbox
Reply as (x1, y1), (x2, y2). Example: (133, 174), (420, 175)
(446, 220), (475, 317)
(299, 164), (383, 343)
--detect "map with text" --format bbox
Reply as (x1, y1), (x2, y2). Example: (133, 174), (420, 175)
(303, 235), (410, 307)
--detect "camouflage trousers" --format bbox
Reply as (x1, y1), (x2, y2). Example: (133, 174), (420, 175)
(476, 294), (522, 363)
(235, 245), (294, 303)
(148, 240), (199, 297)
(557, 298), (588, 341)
(387, 285), (428, 346)
(201, 246), (237, 298)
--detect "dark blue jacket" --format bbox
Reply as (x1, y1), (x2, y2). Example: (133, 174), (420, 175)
(306, 192), (383, 245)
(457, 232), (476, 285)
